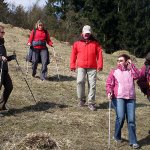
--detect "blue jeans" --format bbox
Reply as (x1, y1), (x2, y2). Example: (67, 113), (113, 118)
(112, 98), (138, 144)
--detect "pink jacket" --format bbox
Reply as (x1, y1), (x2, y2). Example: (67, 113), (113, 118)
(106, 64), (140, 99)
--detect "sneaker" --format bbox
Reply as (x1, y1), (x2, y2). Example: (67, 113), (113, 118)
(130, 144), (140, 149)
(0, 114), (4, 117)
(78, 100), (86, 107)
(113, 136), (122, 143)
(41, 78), (47, 81)
(32, 73), (36, 77)
(88, 104), (97, 111)
(0, 106), (8, 111)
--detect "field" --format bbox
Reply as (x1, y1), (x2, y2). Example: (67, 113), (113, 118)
(0, 22), (150, 150)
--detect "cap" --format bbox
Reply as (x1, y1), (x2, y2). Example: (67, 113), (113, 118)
(82, 25), (92, 34)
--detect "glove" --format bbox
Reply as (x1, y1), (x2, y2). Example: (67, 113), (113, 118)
(97, 68), (102, 72)
(7, 54), (16, 61)
(11, 54), (16, 60)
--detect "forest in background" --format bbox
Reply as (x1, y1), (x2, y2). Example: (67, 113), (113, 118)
(0, 0), (150, 57)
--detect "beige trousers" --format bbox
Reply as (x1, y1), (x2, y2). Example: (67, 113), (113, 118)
(77, 68), (97, 104)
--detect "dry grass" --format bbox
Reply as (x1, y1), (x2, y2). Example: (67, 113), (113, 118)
(0, 22), (150, 150)
(6, 133), (60, 150)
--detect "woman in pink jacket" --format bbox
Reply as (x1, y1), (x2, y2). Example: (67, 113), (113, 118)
(106, 54), (140, 149)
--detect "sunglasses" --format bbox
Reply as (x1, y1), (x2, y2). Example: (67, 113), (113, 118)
(38, 24), (43, 26)
(117, 59), (124, 62)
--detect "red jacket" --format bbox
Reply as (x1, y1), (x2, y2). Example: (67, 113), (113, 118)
(70, 37), (103, 70)
(28, 29), (53, 49)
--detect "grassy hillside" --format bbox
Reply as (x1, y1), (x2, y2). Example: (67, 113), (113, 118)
(0, 22), (150, 150)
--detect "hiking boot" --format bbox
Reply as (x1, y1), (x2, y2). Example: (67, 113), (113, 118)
(88, 104), (97, 111)
(78, 100), (86, 107)
(0, 106), (8, 111)
(0, 114), (4, 117)
(130, 144), (140, 149)
(113, 136), (122, 143)
(32, 71), (36, 77)
(32, 74), (36, 77)
(41, 78), (47, 81)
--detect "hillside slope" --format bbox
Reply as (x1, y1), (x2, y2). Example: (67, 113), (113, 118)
(0, 22), (150, 150)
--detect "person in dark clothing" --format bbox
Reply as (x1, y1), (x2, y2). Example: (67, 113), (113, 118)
(27, 20), (53, 81)
(0, 25), (16, 111)
(137, 52), (150, 101)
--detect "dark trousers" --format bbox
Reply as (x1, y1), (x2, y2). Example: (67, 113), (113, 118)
(32, 49), (48, 80)
(0, 71), (13, 109)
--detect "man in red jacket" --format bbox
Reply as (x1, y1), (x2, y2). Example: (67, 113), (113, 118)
(70, 25), (103, 111)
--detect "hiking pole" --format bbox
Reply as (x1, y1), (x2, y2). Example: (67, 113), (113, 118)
(52, 47), (60, 81)
(0, 61), (3, 90)
(25, 46), (32, 77)
(26, 48), (29, 77)
(108, 100), (111, 150)
(13, 52), (37, 103)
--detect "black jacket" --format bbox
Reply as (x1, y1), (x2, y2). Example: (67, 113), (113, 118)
(0, 38), (14, 71)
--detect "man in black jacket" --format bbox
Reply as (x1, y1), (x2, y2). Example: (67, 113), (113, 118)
(0, 25), (16, 111)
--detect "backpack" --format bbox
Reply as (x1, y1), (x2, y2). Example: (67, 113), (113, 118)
(137, 65), (150, 95)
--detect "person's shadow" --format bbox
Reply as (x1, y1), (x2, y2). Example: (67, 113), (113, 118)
(47, 75), (76, 82)
(30, 75), (76, 82)
(97, 102), (150, 110)
(0, 101), (69, 117)
(97, 102), (112, 110)
(138, 133), (150, 147)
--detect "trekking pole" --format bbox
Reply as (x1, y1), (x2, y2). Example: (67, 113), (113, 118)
(52, 47), (60, 81)
(0, 61), (3, 90)
(13, 51), (37, 103)
(108, 100), (111, 150)
(26, 48), (29, 76)
(25, 46), (32, 77)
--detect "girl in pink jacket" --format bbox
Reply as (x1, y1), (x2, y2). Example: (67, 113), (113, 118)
(106, 54), (140, 149)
